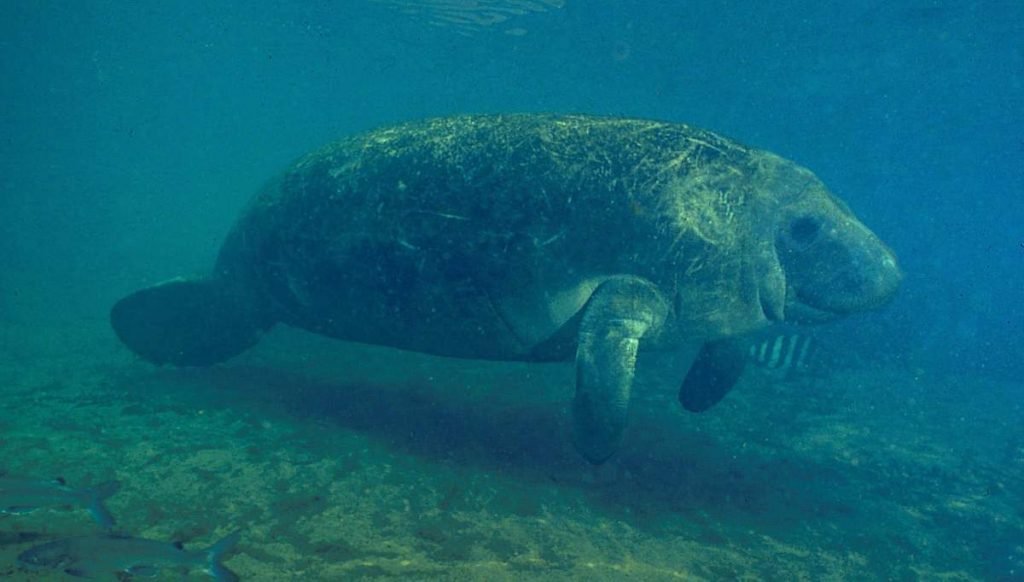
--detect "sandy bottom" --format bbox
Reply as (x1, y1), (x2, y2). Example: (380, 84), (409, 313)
(1, 320), (1021, 580)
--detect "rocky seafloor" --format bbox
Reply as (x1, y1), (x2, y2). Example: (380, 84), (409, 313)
(1, 320), (1021, 580)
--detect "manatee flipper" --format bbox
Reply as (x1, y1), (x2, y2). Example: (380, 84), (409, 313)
(110, 278), (271, 367)
(678, 338), (747, 412)
(572, 277), (668, 464)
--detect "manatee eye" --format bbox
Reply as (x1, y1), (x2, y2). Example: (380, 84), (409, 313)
(789, 216), (822, 246)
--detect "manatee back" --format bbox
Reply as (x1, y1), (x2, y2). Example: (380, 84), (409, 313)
(225, 115), (758, 357)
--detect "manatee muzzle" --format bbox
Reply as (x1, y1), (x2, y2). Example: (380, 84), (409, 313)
(777, 216), (902, 317)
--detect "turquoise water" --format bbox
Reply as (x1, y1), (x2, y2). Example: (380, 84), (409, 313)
(1, 2), (1021, 580)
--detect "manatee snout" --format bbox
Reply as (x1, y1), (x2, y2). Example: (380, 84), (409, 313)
(777, 213), (902, 316)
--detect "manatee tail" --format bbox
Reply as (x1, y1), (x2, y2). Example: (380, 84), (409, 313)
(82, 480), (121, 530)
(110, 278), (271, 367)
(203, 530), (242, 582)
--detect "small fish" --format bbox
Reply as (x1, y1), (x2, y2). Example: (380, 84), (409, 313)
(0, 473), (120, 529)
(17, 530), (241, 581)
(747, 332), (822, 379)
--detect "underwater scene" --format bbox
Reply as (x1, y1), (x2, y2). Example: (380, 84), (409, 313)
(1, 2), (1021, 580)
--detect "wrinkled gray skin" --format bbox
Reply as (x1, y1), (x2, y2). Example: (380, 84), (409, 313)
(111, 114), (901, 463)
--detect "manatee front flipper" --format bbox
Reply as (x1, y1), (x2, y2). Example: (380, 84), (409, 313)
(678, 338), (747, 412)
(110, 278), (272, 367)
(572, 277), (668, 464)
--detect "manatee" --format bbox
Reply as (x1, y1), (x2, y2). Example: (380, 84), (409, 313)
(111, 114), (901, 463)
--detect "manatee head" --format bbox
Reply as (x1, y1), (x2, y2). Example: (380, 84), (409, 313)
(754, 153), (902, 323)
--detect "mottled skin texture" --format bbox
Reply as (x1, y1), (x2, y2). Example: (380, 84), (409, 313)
(111, 114), (902, 463)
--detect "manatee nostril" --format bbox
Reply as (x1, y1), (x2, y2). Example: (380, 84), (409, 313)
(789, 216), (822, 246)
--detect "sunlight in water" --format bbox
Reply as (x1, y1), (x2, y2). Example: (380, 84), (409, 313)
(371, 0), (565, 34)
